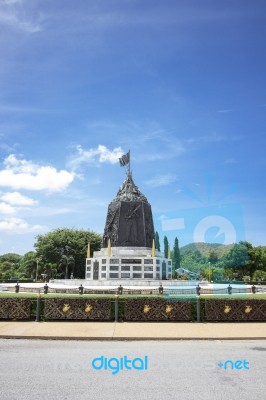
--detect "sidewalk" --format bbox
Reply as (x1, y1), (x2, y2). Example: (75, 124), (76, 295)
(0, 321), (265, 340)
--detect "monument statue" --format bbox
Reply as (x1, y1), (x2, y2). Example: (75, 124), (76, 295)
(85, 150), (172, 281)
(102, 151), (155, 248)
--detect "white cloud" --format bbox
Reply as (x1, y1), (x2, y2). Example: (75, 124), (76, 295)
(29, 206), (73, 217)
(69, 144), (124, 169)
(0, 154), (75, 192)
(0, 0), (42, 33)
(3, 1), (22, 5)
(200, 132), (226, 143)
(84, 121), (185, 162)
(0, 104), (56, 114)
(187, 132), (243, 144)
(0, 217), (46, 233)
(1, 191), (37, 206)
(145, 174), (177, 188)
(0, 202), (16, 214)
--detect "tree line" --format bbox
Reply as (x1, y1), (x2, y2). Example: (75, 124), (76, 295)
(157, 233), (266, 282)
(0, 228), (101, 281)
(0, 228), (265, 282)
(172, 239), (266, 281)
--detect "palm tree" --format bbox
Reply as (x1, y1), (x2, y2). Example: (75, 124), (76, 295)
(59, 254), (75, 279)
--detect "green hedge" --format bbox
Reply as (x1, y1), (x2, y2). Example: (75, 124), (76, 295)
(0, 279), (34, 283)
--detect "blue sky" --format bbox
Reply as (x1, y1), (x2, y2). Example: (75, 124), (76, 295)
(0, 0), (265, 255)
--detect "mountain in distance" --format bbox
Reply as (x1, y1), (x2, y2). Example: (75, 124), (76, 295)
(180, 242), (234, 258)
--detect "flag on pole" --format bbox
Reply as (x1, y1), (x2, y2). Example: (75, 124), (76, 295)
(119, 151), (130, 167)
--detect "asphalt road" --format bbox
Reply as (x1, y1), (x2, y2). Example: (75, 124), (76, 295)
(0, 339), (265, 400)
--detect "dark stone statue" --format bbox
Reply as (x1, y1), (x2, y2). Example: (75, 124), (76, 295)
(102, 172), (154, 248)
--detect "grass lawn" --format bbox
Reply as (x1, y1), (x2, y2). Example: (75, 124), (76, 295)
(1, 292), (266, 300)
(201, 294), (266, 300)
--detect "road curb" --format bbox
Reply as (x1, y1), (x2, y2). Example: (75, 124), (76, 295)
(1, 335), (266, 341)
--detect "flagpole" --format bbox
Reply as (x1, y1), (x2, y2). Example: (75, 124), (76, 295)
(119, 150), (131, 176)
(128, 149), (131, 176)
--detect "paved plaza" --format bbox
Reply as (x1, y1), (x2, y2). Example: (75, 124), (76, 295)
(0, 321), (265, 340)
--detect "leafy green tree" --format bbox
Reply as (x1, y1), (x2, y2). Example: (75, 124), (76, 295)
(0, 261), (15, 280)
(180, 250), (209, 273)
(200, 267), (210, 281)
(223, 268), (235, 280)
(247, 245), (266, 276)
(34, 228), (101, 278)
(221, 241), (250, 277)
(173, 237), (181, 270)
(0, 253), (22, 265)
(19, 253), (57, 281)
(0, 253), (22, 280)
(155, 231), (161, 252)
(163, 236), (169, 259)
(212, 267), (224, 281)
(260, 247), (266, 272)
(209, 250), (218, 264)
(177, 241), (266, 281)
(18, 251), (38, 279)
(44, 262), (58, 280)
(59, 253), (75, 279)
(252, 270), (266, 281)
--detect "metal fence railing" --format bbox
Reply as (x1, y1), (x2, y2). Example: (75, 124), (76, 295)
(1, 282), (266, 296)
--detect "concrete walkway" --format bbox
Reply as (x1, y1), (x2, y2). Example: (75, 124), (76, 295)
(0, 321), (265, 340)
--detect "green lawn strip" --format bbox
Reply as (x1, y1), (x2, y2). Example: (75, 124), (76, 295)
(0, 292), (115, 299)
(44, 293), (115, 299)
(1, 292), (266, 300)
(0, 292), (37, 298)
(201, 294), (266, 300)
